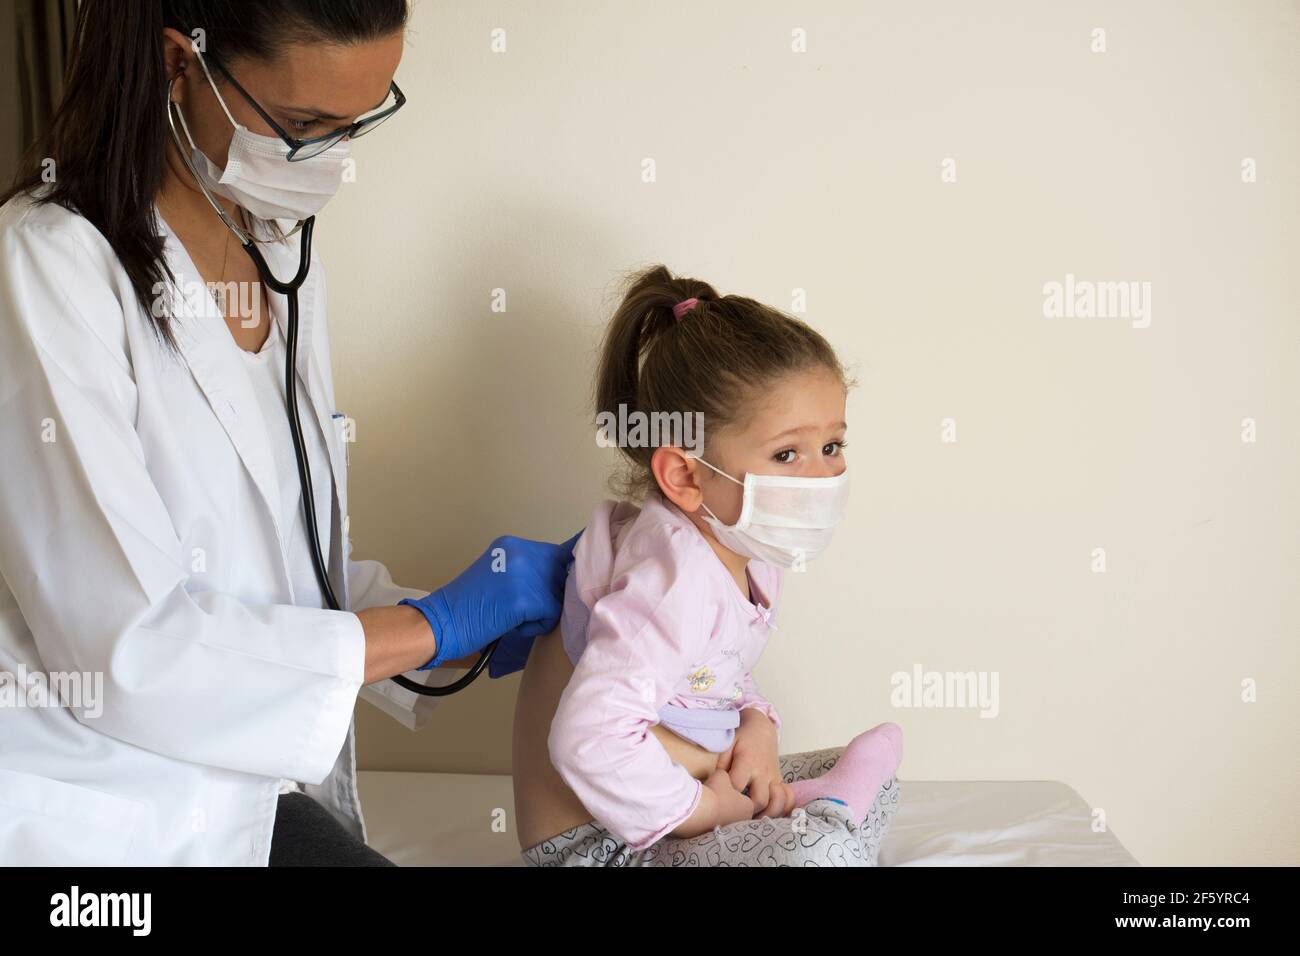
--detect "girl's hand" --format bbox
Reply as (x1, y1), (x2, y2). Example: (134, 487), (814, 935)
(719, 709), (796, 818)
(671, 767), (755, 839)
(703, 769), (757, 828)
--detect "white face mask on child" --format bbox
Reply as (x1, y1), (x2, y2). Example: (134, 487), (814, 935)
(692, 456), (850, 569)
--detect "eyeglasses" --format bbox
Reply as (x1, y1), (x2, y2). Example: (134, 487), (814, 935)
(192, 45), (406, 161)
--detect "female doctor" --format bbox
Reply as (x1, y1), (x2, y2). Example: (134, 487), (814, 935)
(0, 0), (573, 866)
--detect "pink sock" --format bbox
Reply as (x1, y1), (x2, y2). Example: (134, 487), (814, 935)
(792, 722), (902, 822)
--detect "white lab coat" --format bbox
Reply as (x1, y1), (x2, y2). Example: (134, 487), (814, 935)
(0, 192), (456, 865)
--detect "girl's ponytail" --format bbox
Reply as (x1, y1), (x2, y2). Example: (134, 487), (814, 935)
(596, 266), (711, 421)
(594, 265), (718, 478)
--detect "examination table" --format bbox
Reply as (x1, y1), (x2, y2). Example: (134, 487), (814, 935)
(356, 772), (1140, 866)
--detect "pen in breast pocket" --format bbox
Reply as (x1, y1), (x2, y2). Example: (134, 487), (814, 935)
(331, 412), (350, 466)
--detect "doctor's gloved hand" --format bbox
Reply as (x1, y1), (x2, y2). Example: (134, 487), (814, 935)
(399, 531), (580, 674)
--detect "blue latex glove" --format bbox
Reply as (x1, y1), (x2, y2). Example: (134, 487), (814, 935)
(486, 614), (565, 680)
(400, 531), (581, 673)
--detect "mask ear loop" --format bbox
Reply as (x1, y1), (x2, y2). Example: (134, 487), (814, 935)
(164, 64), (307, 243)
(691, 454), (744, 486)
(687, 454), (752, 528)
(165, 75), (251, 245)
(190, 45), (240, 130)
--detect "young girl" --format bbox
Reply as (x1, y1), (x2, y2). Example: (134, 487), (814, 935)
(511, 265), (902, 867)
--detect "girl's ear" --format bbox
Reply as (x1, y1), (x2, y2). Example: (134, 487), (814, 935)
(651, 446), (704, 514)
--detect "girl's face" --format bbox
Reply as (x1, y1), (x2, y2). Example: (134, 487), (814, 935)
(694, 366), (848, 527)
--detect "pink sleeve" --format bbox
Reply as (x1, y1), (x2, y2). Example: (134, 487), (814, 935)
(546, 522), (712, 850)
(736, 673), (782, 741)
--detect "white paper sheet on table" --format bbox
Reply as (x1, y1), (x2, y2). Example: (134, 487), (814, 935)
(356, 772), (1139, 867)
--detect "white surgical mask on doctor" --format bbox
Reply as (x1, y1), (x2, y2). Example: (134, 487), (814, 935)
(692, 455), (850, 569)
(173, 52), (349, 222)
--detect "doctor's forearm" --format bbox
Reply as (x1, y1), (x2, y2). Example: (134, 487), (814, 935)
(357, 605), (439, 684)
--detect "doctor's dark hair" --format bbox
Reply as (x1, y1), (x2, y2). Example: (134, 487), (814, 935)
(595, 264), (853, 500)
(1, 0), (409, 349)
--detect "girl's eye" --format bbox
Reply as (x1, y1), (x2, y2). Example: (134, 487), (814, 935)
(286, 118), (321, 133)
(774, 448), (796, 464)
(823, 440), (847, 457)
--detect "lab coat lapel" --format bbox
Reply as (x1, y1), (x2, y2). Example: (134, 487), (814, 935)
(162, 225), (292, 578)
(161, 219), (365, 841)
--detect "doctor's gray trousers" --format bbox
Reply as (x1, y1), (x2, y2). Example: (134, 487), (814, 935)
(269, 791), (396, 866)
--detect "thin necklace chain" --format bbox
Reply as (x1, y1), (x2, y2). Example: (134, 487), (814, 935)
(208, 226), (231, 314)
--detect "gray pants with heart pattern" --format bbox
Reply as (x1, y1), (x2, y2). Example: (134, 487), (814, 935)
(520, 745), (901, 867)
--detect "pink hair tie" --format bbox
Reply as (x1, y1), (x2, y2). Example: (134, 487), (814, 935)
(672, 297), (700, 321)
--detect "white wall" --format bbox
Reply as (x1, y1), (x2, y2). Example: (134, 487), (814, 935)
(319, 0), (1300, 866)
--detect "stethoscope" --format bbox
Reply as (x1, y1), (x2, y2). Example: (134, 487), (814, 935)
(166, 79), (495, 696)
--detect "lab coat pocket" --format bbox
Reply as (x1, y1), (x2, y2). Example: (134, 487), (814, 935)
(0, 768), (147, 866)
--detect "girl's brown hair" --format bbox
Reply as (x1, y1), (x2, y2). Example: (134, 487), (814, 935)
(595, 264), (851, 499)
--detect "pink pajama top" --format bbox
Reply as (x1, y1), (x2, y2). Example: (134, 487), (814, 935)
(547, 489), (783, 850)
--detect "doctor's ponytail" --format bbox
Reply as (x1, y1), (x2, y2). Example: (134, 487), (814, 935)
(594, 264), (851, 500)
(2, 0), (409, 349)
